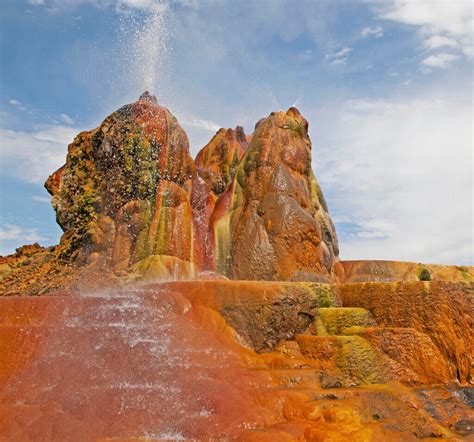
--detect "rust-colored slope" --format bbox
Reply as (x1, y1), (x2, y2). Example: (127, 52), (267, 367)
(195, 126), (248, 195)
(335, 260), (473, 283)
(335, 281), (473, 384)
(1, 280), (471, 440)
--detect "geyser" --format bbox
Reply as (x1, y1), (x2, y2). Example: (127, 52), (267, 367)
(45, 92), (339, 282)
(0, 92), (472, 441)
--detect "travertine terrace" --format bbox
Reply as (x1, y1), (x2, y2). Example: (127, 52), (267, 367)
(0, 93), (472, 441)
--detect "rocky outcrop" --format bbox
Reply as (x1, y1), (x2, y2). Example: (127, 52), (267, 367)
(195, 127), (248, 195)
(335, 260), (474, 283)
(45, 92), (215, 279)
(156, 280), (472, 388)
(45, 94), (339, 282)
(160, 280), (339, 352)
(335, 281), (473, 384)
(210, 108), (339, 281)
(0, 243), (74, 297)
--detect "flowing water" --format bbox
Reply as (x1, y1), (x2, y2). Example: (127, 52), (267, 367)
(0, 285), (275, 440)
(0, 6), (274, 439)
(118, 1), (172, 103)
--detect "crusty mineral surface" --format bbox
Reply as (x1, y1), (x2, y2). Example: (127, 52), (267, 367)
(1, 280), (472, 440)
(210, 108), (339, 281)
(45, 92), (211, 279)
(195, 126), (248, 195)
(1, 93), (472, 441)
(44, 93), (339, 282)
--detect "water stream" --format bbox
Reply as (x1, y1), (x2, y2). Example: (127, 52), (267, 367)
(0, 286), (273, 440)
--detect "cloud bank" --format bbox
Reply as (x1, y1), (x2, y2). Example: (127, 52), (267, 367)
(377, 0), (473, 69)
(0, 125), (79, 184)
(317, 93), (472, 265)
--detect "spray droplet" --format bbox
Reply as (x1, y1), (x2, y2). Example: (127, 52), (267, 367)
(119, 1), (172, 101)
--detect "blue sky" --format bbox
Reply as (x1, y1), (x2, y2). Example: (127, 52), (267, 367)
(0, 0), (472, 265)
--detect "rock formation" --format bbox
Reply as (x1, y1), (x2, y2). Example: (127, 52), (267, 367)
(0, 92), (472, 440)
(210, 108), (338, 281)
(45, 92), (339, 282)
(195, 126), (248, 195)
(45, 92), (215, 280)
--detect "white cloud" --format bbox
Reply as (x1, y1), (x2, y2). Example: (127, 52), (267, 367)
(8, 99), (27, 111)
(174, 112), (222, 154)
(0, 224), (46, 242)
(32, 195), (51, 203)
(380, 0), (472, 36)
(317, 93), (472, 265)
(422, 52), (459, 69)
(423, 35), (458, 49)
(178, 113), (220, 132)
(361, 26), (383, 39)
(0, 124), (78, 184)
(376, 0), (473, 66)
(59, 113), (74, 125)
(325, 47), (352, 65)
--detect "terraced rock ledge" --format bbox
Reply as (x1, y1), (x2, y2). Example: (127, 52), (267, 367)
(0, 280), (472, 440)
(1, 93), (472, 441)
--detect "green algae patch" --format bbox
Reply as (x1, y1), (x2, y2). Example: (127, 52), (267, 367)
(132, 255), (196, 281)
(0, 263), (12, 281)
(312, 316), (329, 336)
(299, 283), (339, 308)
(335, 335), (387, 385)
(455, 266), (473, 282)
(319, 307), (376, 336)
(342, 325), (371, 335)
(296, 334), (387, 385)
(214, 212), (234, 276)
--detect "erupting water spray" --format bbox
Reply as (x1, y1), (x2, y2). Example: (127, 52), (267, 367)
(118, 0), (172, 102)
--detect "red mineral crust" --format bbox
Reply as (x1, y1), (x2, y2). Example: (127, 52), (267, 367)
(0, 281), (472, 440)
(1, 93), (472, 440)
(40, 93), (340, 282)
(210, 108), (339, 281)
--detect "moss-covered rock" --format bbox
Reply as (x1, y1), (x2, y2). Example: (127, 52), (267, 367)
(195, 127), (248, 195)
(45, 92), (213, 275)
(210, 107), (339, 281)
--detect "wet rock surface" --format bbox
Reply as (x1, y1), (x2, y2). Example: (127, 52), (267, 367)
(195, 126), (248, 195)
(1, 93), (472, 440)
(211, 108), (339, 281)
(42, 94), (339, 282)
(45, 92), (212, 279)
(0, 280), (471, 440)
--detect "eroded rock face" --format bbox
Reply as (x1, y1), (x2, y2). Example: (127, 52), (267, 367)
(335, 260), (473, 283)
(335, 281), (473, 384)
(195, 126), (248, 195)
(45, 95), (339, 281)
(210, 108), (339, 281)
(45, 92), (215, 278)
